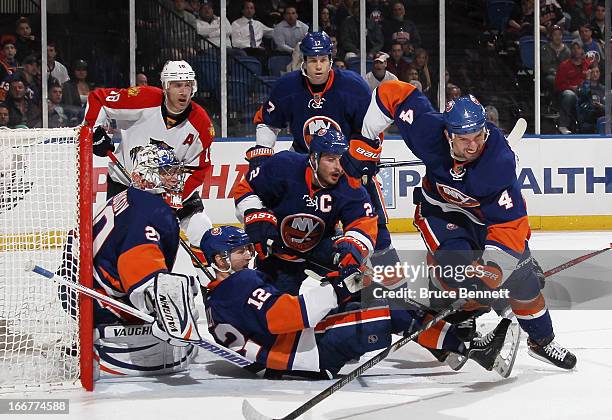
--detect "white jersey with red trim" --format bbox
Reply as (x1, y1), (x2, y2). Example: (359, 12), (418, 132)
(84, 85), (215, 198)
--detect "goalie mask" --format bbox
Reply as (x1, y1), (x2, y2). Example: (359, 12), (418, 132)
(130, 144), (186, 208)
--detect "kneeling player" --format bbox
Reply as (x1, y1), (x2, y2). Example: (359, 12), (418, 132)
(201, 226), (515, 378)
(91, 144), (202, 377)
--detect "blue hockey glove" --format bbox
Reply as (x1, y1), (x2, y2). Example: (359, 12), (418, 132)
(243, 208), (280, 259)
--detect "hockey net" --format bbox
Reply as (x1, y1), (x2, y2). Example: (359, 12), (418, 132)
(0, 127), (93, 392)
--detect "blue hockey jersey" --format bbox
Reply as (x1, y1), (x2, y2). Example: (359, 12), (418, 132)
(234, 151), (378, 256)
(361, 81), (530, 259)
(93, 187), (179, 311)
(253, 69), (372, 153)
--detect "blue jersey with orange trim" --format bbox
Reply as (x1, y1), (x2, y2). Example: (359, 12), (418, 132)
(205, 268), (339, 371)
(93, 187), (179, 306)
(362, 80), (529, 258)
(254, 69), (371, 153)
(234, 151), (378, 255)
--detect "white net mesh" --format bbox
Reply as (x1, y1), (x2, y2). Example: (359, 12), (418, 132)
(0, 128), (83, 391)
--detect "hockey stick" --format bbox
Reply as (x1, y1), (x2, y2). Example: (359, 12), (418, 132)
(105, 151), (215, 283)
(377, 159), (423, 169)
(242, 298), (466, 420)
(506, 117), (527, 148)
(543, 244), (612, 277)
(27, 263), (263, 372)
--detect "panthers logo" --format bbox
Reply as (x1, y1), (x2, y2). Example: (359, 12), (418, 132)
(280, 213), (326, 252)
(302, 116), (341, 149)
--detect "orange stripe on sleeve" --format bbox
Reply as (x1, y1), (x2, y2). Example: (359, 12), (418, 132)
(267, 332), (298, 370)
(376, 80), (416, 118)
(266, 295), (306, 334)
(487, 215), (530, 254)
(315, 307), (390, 332)
(233, 175), (254, 202)
(117, 244), (167, 291)
(344, 215), (379, 245)
(253, 105), (264, 124)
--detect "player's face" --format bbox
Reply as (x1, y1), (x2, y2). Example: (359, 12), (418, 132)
(305, 56), (331, 85)
(159, 165), (185, 191)
(314, 153), (344, 187)
(165, 80), (193, 114)
(447, 129), (487, 162)
(229, 244), (254, 271)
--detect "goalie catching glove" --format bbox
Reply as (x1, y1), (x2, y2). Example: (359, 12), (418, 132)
(339, 138), (382, 188)
(145, 272), (202, 347)
(243, 208), (280, 260)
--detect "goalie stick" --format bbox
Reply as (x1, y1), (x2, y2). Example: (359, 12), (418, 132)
(27, 263), (263, 373)
(243, 245), (611, 420)
(105, 151), (216, 283)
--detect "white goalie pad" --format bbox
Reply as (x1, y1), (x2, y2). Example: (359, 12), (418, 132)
(94, 323), (198, 378)
(151, 272), (202, 347)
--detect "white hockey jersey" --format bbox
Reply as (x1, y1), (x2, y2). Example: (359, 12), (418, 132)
(84, 85), (215, 198)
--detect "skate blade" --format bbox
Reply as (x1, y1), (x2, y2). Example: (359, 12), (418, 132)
(492, 321), (521, 378)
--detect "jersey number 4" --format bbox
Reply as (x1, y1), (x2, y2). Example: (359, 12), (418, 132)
(498, 190), (514, 210)
(399, 109), (414, 124)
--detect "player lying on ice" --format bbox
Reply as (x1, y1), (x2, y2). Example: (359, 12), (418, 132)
(88, 144), (203, 377)
(341, 80), (576, 370)
(200, 225), (516, 379)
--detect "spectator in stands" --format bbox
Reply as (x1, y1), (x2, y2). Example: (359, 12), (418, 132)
(136, 73), (148, 86)
(163, 0), (198, 59)
(446, 83), (461, 100)
(386, 42), (411, 81)
(412, 48), (432, 97)
(47, 41), (70, 85)
(14, 17), (37, 65)
(196, 0), (232, 48)
(364, 52), (397, 92)
(333, 58), (346, 69)
(404, 66), (421, 87)
(541, 25), (571, 93)
(569, 0), (595, 34)
(328, 0), (351, 28)
(17, 55), (41, 104)
(0, 103), (9, 127)
(539, 0), (566, 33)
(382, 1), (421, 52)
(273, 6), (309, 54)
(577, 62), (605, 133)
(0, 41), (17, 101)
(338, 1), (383, 60)
(62, 59), (94, 119)
(507, 0), (535, 38)
(5, 77), (41, 128)
(319, 6), (337, 37)
(555, 40), (588, 134)
(257, 0), (285, 28)
(578, 23), (604, 60)
(485, 104), (500, 127)
(590, 2), (605, 42)
(231, 1), (274, 65)
(48, 82), (69, 128)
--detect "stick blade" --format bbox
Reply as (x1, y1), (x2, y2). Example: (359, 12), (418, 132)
(506, 117), (527, 148)
(242, 400), (275, 420)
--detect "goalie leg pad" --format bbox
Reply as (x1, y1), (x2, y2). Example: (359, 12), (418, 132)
(93, 323), (197, 379)
(151, 272), (202, 347)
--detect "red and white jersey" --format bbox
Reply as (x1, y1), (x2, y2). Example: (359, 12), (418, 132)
(84, 85), (215, 198)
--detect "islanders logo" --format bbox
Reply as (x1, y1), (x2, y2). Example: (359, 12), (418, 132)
(280, 213), (326, 252)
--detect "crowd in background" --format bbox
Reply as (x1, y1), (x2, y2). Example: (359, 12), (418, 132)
(0, 0), (607, 135)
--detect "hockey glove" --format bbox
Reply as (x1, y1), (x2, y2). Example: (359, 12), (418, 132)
(325, 265), (368, 305)
(148, 273), (202, 347)
(92, 126), (115, 157)
(243, 208), (280, 260)
(175, 190), (205, 221)
(340, 138), (382, 189)
(333, 236), (370, 268)
(245, 145), (274, 172)
(462, 260), (504, 306)
(532, 257), (546, 289)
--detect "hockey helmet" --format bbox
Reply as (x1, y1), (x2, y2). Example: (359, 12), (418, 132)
(443, 95), (486, 136)
(160, 60), (197, 97)
(130, 144), (185, 198)
(309, 127), (348, 158)
(200, 226), (253, 268)
(300, 32), (333, 57)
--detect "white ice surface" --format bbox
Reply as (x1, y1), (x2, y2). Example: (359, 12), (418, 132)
(2, 232), (611, 420)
